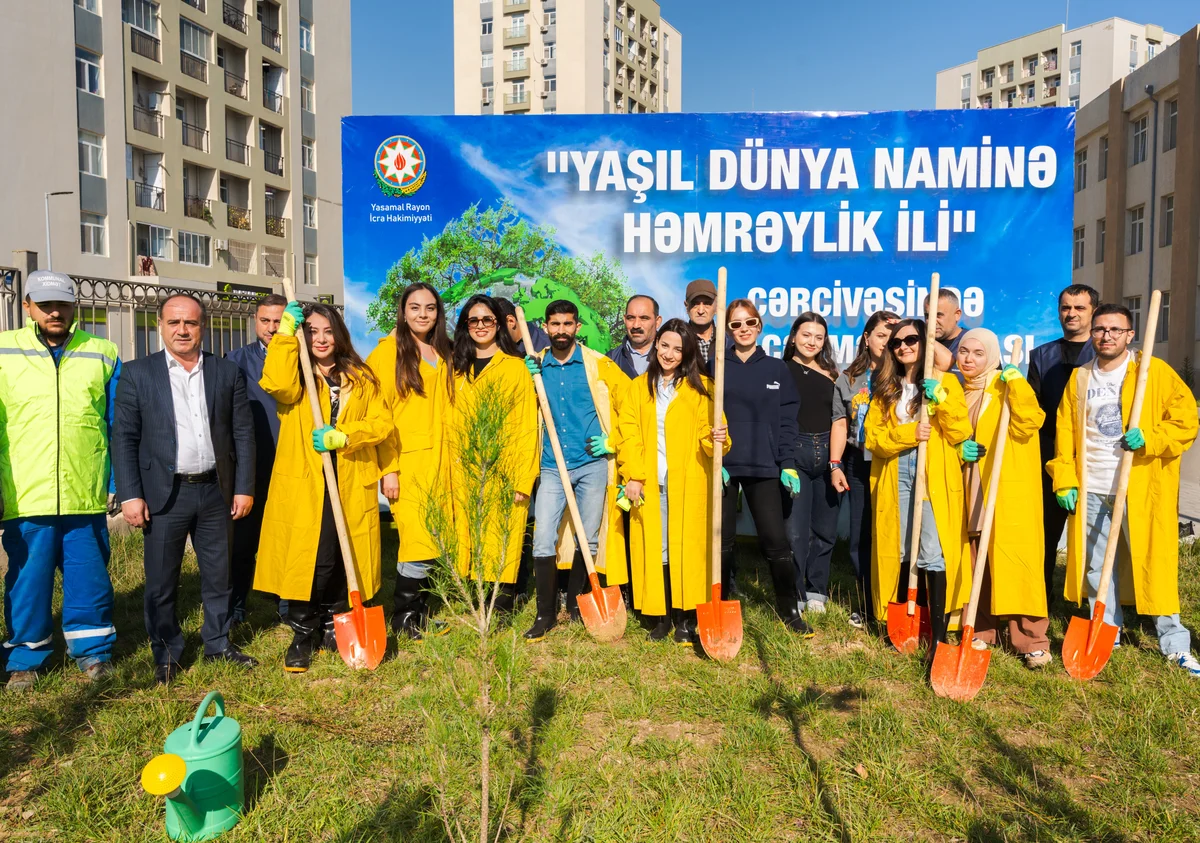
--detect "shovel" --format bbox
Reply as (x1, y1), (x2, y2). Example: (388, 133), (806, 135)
(1063, 290), (1161, 681)
(887, 272), (941, 654)
(697, 267), (743, 662)
(282, 277), (386, 670)
(516, 309), (627, 642)
(931, 338), (1023, 700)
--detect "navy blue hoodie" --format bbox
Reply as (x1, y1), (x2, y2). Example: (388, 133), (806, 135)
(721, 347), (799, 477)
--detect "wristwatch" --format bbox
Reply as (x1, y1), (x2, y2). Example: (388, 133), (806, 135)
(829, 461), (844, 472)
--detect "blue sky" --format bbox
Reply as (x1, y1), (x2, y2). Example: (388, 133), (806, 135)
(352, 0), (1196, 115)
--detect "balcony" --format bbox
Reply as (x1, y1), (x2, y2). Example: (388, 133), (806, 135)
(130, 29), (162, 62)
(184, 195), (212, 220)
(504, 58), (529, 80)
(979, 78), (992, 91)
(223, 2), (247, 33)
(503, 25), (530, 46)
(224, 69), (247, 98)
(225, 137), (250, 165)
(1044, 86), (1059, 99)
(181, 51), (207, 82)
(133, 106), (162, 137)
(183, 0), (206, 10)
(133, 182), (164, 211)
(503, 91), (531, 112)
(181, 122), (209, 152)
(227, 204), (251, 230)
(263, 89), (284, 113)
(504, 0), (531, 9)
(265, 215), (286, 237)
(1044, 58), (1058, 72)
(261, 22), (281, 52)
(263, 151), (284, 176)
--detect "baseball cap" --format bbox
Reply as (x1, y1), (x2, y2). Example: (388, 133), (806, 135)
(25, 270), (76, 304)
(685, 279), (716, 305)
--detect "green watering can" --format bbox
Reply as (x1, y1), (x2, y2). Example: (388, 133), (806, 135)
(141, 691), (244, 841)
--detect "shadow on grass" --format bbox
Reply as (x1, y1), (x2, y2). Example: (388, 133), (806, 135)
(513, 684), (558, 830)
(243, 732), (289, 815)
(332, 783), (446, 843)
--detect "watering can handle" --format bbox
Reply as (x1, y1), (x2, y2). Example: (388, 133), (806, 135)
(189, 691), (225, 749)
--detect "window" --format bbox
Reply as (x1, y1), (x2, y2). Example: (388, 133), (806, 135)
(78, 131), (103, 176)
(303, 254), (317, 286)
(75, 47), (101, 95)
(76, 0), (99, 12)
(122, 0), (158, 34)
(1073, 227), (1085, 270)
(481, 19), (492, 35)
(300, 18), (314, 53)
(545, 11), (555, 25)
(1074, 149), (1087, 192)
(1131, 116), (1148, 166)
(482, 83), (494, 102)
(1148, 42), (1158, 61)
(603, 49), (609, 69)
(302, 136), (315, 170)
(983, 68), (994, 86)
(1096, 218), (1106, 263)
(300, 77), (314, 112)
(511, 47), (524, 61)
(1069, 96), (1080, 108)
(545, 108), (557, 114)
(510, 13), (524, 32)
(1165, 100), (1178, 151)
(1157, 292), (1170, 342)
(1125, 296), (1142, 337)
(1069, 68), (1080, 85)
(303, 196), (316, 228)
(1162, 195), (1174, 247)
(543, 77), (556, 93)
(1129, 35), (1138, 71)
(1099, 136), (1108, 180)
(135, 310), (160, 358)
(180, 19), (209, 59)
(136, 222), (170, 259)
(81, 213), (106, 255)
(544, 43), (556, 59)
(1070, 40), (1082, 57)
(482, 51), (493, 68)
(77, 306), (107, 338)
(178, 230), (210, 265)
(219, 176), (228, 204)
(1128, 205), (1145, 255)
(961, 73), (971, 91)
(512, 81), (525, 97)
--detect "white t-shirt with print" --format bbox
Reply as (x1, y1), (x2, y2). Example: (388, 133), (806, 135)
(1084, 354), (1131, 495)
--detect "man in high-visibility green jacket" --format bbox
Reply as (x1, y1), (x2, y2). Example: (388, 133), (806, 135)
(0, 270), (120, 691)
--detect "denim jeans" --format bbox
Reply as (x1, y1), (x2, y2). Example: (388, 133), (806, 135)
(784, 432), (840, 602)
(896, 448), (944, 572)
(1084, 492), (1190, 655)
(532, 458), (608, 558)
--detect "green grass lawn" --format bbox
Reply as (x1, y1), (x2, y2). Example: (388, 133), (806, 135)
(2, 527), (1200, 842)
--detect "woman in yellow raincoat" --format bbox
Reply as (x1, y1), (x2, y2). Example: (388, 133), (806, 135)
(366, 282), (455, 640)
(865, 318), (973, 646)
(448, 295), (538, 617)
(255, 302), (392, 673)
(617, 318), (729, 645)
(955, 329), (1050, 669)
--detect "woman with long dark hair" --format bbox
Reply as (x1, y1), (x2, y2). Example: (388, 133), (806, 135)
(617, 319), (728, 643)
(831, 310), (900, 626)
(255, 302), (392, 673)
(366, 283), (455, 640)
(864, 318), (973, 647)
(719, 300), (809, 636)
(448, 295), (538, 618)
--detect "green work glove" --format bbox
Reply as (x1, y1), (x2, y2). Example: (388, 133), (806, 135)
(615, 485), (632, 512)
(957, 439), (986, 463)
(922, 378), (947, 405)
(524, 355), (541, 376)
(278, 301), (305, 337)
(1055, 488), (1078, 513)
(312, 425), (348, 453)
(780, 468), (801, 496)
(721, 467), (729, 487)
(1120, 428), (1145, 452)
(1000, 364), (1023, 383)
(587, 434), (616, 457)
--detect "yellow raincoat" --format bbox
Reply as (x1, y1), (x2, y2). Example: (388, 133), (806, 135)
(367, 336), (454, 563)
(1047, 353), (1198, 615)
(616, 375), (730, 616)
(865, 372), (973, 621)
(969, 372), (1047, 617)
(253, 335), (392, 601)
(450, 352), (539, 584)
(532, 344), (631, 576)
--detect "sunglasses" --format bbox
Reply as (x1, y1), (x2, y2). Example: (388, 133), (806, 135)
(467, 316), (496, 328)
(728, 317), (762, 330)
(888, 335), (920, 351)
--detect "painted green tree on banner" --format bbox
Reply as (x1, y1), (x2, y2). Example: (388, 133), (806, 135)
(368, 200), (632, 351)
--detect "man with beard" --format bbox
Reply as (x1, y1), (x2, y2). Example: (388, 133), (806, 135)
(522, 300), (630, 641)
(608, 295), (662, 378)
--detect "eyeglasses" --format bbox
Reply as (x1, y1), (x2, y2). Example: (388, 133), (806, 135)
(467, 316), (497, 329)
(728, 317), (762, 330)
(888, 335), (920, 351)
(1090, 326), (1132, 337)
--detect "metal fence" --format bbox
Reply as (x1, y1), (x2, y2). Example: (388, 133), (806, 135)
(0, 267), (19, 333)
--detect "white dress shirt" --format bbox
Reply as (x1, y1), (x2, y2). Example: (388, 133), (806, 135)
(166, 350), (217, 474)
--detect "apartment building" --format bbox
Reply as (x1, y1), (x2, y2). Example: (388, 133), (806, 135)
(453, 0), (682, 116)
(0, 0), (349, 358)
(935, 18), (1177, 111)
(1071, 26), (1200, 370)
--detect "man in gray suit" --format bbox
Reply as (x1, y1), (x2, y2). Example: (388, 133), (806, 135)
(112, 293), (257, 683)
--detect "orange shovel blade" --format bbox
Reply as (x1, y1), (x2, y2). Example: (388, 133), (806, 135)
(930, 631), (991, 702)
(696, 584), (742, 662)
(334, 592), (387, 670)
(886, 597), (930, 655)
(577, 573), (627, 643)
(1062, 606), (1119, 681)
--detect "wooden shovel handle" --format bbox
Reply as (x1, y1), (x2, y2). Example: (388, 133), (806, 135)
(960, 338), (1023, 630)
(515, 309), (599, 577)
(280, 277), (362, 596)
(904, 273), (941, 606)
(710, 269), (728, 591)
(1092, 290), (1161, 607)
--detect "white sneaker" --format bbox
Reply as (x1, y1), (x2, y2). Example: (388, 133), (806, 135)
(848, 612), (864, 629)
(1023, 650), (1052, 669)
(970, 637), (988, 651)
(1168, 652), (1200, 677)
(806, 600), (826, 615)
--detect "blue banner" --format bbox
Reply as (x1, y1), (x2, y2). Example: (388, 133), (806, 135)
(341, 110), (1076, 364)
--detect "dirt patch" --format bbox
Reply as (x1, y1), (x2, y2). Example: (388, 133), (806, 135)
(626, 719), (724, 749)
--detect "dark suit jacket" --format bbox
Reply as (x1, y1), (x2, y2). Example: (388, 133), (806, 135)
(225, 341), (278, 496)
(113, 350), (256, 514)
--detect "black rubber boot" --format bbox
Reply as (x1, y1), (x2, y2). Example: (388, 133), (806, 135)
(721, 547), (739, 599)
(285, 602), (319, 673)
(925, 569), (949, 646)
(673, 609), (696, 646)
(567, 550), (588, 623)
(768, 553), (813, 638)
(392, 574), (429, 640)
(492, 582), (518, 621)
(649, 564), (672, 641)
(524, 556), (559, 642)
(318, 603), (339, 652)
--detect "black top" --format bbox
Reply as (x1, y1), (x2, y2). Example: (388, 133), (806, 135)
(470, 356), (493, 379)
(786, 359), (836, 434)
(721, 347), (799, 477)
(1028, 337), (1095, 459)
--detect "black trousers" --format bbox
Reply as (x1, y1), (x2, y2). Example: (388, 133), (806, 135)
(720, 475), (790, 587)
(784, 433), (840, 602)
(230, 486), (266, 617)
(142, 479), (233, 665)
(1041, 471), (1068, 605)
(306, 486), (349, 612)
(845, 446), (873, 616)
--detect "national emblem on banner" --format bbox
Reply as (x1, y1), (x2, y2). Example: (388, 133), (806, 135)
(374, 135), (427, 197)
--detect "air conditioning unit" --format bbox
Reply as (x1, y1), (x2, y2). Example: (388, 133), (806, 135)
(540, 25), (549, 33)
(214, 238), (229, 251)
(540, 92), (549, 98)
(482, 98), (491, 105)
(539, 58), (548, 66)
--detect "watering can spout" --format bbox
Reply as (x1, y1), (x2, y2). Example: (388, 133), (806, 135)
(142, 754), (202, 836)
